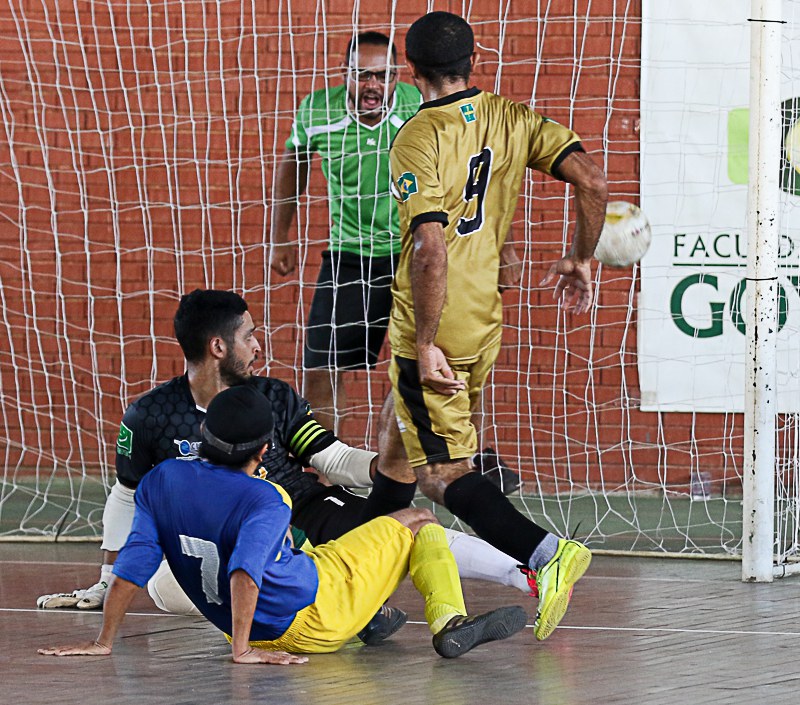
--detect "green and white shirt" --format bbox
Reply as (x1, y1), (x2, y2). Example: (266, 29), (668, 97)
(287, 82), (421, 257)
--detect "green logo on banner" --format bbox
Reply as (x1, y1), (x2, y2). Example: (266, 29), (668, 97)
(727, 98), (800, 196)
(116, 422), (133, 458)
(727, 108), (749, 185)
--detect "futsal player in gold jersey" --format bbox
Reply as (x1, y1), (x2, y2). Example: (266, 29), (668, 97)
(361, 11), (608, 641)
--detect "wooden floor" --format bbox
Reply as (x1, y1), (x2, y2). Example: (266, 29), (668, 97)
(4, 543), (800, 705)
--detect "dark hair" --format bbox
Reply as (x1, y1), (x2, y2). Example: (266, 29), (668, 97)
(345, 31), (397, 65)
(405, 12), (474, 85)
(201, 384), (274, 467)
(173, 289), (248, 363)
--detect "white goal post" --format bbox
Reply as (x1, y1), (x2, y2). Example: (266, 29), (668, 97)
(743, 0), (781, 582)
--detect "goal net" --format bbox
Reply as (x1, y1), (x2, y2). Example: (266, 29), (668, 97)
(1, 1), (798, 568)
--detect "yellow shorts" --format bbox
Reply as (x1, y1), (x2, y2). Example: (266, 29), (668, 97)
(248, 516), (413, 653)
(389, 339), (501, 468)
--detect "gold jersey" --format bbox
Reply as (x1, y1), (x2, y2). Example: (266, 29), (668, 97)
(388, 88), (582, 362)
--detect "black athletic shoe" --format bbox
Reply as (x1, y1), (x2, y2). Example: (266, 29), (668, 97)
(357, 604), (408, 645)
(473, 447), (522, 495)
(432, 605), (528, 659)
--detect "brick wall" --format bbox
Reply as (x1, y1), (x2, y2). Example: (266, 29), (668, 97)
(0, 1), (738, 496)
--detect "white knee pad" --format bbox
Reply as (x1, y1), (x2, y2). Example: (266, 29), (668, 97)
(147, 559), (201, 616)
(101, 481), (136, 551)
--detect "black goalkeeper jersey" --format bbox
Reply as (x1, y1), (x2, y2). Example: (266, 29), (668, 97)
(114, 375), (336, 505)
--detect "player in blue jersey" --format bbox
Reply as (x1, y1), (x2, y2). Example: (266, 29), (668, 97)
(36, 290), (532, 628)
(39, 385), (528, 662)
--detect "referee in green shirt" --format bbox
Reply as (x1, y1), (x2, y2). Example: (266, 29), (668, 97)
(270, 32), (418, 432)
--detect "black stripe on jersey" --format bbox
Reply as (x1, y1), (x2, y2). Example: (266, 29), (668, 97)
(390, 88), (482, 149)
(419, 86), (481, 111)
(410, 211), (449, 233)
(551, 141), (585, 180)
(394, 355), (451, 463)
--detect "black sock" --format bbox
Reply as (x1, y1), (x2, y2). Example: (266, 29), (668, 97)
(360, 470), (417, 523)
(443, 472), (548, 565)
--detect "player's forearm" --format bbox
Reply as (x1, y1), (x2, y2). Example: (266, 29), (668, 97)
(499, 239), (517, 267)
(498, 237), (522, 291)
(308, 440), (377, 487)
(559, 151), (608, 261)
(95, 576), (139, 649)
(229, 570), (260, 658)
(410, 222), (449, 350)
(272, 150), (309, 244)
(101, 480), (137, 556)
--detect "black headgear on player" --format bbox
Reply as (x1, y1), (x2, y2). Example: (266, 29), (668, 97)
(405, 11), (474, 69)
(201, 384), (274, 466)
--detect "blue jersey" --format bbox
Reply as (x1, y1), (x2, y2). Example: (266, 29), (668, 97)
(113, 458), (320, 641)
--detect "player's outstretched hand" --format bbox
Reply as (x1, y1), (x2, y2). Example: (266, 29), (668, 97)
(417, 345), (466, 396)
(39, 640), (112, 657)
(269, 242), (297, 276)
(232, 648), (309, 665)
(498, 242), (523, 293)
(541, 257), (593, 314)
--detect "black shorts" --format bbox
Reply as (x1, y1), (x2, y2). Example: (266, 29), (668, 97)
(303, 250), (399, 370)
(291, 485), (368, 546)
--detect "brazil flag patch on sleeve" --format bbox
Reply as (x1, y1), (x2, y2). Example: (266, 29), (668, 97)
(396, 171), (418, 201)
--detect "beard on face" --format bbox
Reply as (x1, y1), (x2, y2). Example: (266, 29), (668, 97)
(219, 347), (252, 387)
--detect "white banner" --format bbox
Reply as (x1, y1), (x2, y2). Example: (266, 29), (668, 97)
(639, 2), (800, 412)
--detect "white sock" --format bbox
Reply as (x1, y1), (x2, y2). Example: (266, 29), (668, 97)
(100, 564), (114, 585)
(444, 528), (530, 593)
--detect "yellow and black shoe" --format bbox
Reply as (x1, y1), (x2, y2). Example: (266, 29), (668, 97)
(357, 604), (408, 645)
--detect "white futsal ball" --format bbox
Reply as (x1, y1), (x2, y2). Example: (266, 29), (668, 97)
(594, 201), (652, 268)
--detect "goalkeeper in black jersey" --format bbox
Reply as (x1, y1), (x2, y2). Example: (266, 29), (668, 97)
(36, 290), (530, 639)
(112, 373), (377, 546)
